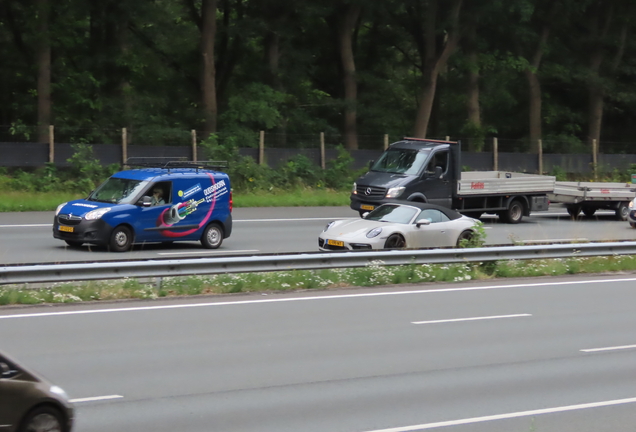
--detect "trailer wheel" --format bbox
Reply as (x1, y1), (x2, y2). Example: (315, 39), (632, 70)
(500, 200), (524, 224)
(566, 205), (581, 218)
(616, 202), (629, 221)
(582, 207), (596, 217)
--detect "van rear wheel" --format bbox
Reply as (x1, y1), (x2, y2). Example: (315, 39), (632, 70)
(201, 223), (224, 249)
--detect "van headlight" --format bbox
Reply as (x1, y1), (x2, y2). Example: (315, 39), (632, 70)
(352, 182), (357, 194)
(385, 187), (405, 198)
(55, 203), (67, 215)
(85, 208), (111, 220)
(630, 200), (634, 209)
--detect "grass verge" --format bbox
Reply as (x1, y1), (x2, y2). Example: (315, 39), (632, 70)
(0, 188), (349, 212)
(2, 255), (635, 306)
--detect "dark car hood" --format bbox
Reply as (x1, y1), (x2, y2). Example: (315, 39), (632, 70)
(355, 171), (414, 189)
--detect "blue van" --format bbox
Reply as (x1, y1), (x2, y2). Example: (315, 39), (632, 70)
(53, 162), (232, 251)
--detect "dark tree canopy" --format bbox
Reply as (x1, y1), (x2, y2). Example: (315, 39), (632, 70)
(1, 0), (635, 153)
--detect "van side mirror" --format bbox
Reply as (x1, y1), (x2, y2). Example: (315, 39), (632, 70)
(368, 160), (375, 169)
(138, 196), (153, 207)
(434, 166), (443, 179)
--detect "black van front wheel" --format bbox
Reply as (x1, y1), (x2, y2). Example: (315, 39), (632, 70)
(201, 223), (224, 249)
(109, 225), (133, 252)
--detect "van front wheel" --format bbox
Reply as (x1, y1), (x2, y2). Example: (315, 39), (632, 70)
(109, 226), (133, 252)
(201, 223), (224, 249)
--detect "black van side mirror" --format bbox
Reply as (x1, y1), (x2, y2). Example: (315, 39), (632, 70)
(138, 196), (153, 207)
(428, 166), (444, 179)
(368, 160), (375, 169)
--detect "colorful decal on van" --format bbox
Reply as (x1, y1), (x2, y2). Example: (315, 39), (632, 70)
(157, 173), (218, 237)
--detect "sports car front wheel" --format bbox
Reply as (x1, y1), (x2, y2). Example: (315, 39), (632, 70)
(384, 234), (406, 249)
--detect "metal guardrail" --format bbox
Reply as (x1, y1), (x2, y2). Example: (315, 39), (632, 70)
(1, 241), (636, 285)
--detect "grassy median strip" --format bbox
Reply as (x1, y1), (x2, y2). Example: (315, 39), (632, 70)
(2, 255), (636, 306)
(0, 188), (349, 212)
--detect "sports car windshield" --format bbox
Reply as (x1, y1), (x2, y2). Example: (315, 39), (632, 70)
(87, 177), (148, 204)
(365, 205), (418, 224)
(371, 148), (431, 175)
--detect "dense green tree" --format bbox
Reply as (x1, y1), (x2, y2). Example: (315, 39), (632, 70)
(2, 0), (636, 153)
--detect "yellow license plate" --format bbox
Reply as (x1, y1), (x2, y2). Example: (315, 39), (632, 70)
(327, 239), (344, 247)
(360, 204), (374, 211)
(59, 225), (74, 233)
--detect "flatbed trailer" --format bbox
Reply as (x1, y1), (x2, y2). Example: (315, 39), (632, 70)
(548, 181), (636, 220)
(349, 137), (635, 223)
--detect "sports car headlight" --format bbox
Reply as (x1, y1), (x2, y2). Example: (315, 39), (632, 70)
(85, 207), (111, 220)
(352, 182), (357, 194)
(385, 187), (405, 198)
(55, 203), (67, 215)
(324, 221), (336, 232)
(366, 227), (382, 238)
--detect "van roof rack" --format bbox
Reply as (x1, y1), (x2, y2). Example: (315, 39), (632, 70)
(401, 137), (457, 144)
(125, 157), (228, 172)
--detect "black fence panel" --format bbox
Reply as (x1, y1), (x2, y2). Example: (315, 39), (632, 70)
(2, 141), (635, 176)
(461, 152), (493, 171)
(0, 143), (48, 167)
(53, 143), (122, 167)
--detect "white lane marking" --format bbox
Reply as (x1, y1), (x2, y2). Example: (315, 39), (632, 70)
(1, 277), (635, 320)
(581, 344), (636, 353)
(70, 395), (123, 403)
(522, 238), (588, 243)
(157, 249), (259, 256)
(412, 314), (531, 325)
(362, 396), (636, 432)
(235, 217), (356, 222)
(0, 224), (52, 228)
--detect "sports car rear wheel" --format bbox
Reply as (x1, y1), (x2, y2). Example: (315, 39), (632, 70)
(456, 230), (474, 247)
(384, 234), (406, 249)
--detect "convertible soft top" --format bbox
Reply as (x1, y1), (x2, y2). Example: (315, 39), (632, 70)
(381, 200), (464, 221)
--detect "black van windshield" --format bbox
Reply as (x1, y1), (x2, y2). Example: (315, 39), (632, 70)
(88, 178), (148, 204)
(371, 148), (430, 175)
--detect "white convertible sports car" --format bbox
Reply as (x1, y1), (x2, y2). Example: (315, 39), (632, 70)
(319, 202), (480, 251)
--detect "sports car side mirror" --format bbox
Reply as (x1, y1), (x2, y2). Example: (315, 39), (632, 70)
(415, 219), (431, 227)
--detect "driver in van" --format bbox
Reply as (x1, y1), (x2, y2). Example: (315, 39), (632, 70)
(151, 188), (165, 206)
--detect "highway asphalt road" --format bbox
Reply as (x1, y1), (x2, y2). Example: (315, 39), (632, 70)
(0, 205), (635, 264)
(2, 274), (636, 431)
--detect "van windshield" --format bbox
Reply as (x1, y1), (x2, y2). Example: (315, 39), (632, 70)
(371, 148), (430, 175)
(87, 177), (148, 204)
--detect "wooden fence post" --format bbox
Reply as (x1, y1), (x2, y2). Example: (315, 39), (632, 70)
(493, 137), (498, 171)
(48, 125), (54, 164)
(191, 130), (197, 162)
(592, 139), (598, 181)
(259, 130), (265, 165)
(320, 132), (325, 169)
(538, 139), (543, 174)
(383, 134), (389, 150)
(122, 127), (128, 166)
